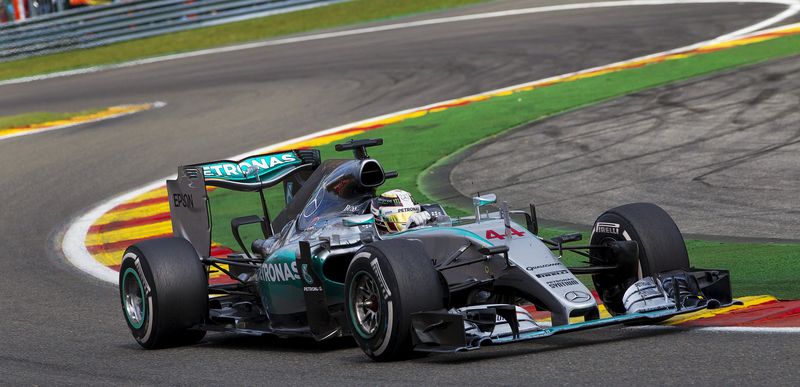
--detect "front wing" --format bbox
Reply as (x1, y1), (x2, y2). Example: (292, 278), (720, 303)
(410, 301), (738, 353)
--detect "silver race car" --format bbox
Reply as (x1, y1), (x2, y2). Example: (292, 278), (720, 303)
(118, 138), (735, 361)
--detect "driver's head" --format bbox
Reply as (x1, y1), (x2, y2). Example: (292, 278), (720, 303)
(370, 189), (419, 233)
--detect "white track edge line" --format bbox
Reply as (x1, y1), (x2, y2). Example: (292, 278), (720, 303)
(61, 0), (800, 286)
(2, 0), (798, 87)
(0, 101), (166, 141)
(627, 325), (800, 333)
(62, 178), (174, 284)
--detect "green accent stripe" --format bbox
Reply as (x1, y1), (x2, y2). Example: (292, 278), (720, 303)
(121, 268), (146, 329)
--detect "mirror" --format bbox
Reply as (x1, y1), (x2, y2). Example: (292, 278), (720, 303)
(342, 214), (374, 227)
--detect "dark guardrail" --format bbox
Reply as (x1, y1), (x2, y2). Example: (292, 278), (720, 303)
(0, 0), (341, 62)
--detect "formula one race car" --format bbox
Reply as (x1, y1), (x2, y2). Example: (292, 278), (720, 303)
(118, 138), (735, 361)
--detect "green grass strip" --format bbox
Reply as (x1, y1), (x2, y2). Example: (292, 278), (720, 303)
(0, 109), (103, 130)
(209, 33), (800, 298)
(0, 0), (490, 82)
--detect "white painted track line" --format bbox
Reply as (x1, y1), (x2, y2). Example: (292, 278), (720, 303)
(62, 179), (172, 284)
(0, 101), (166, 142)
(628, 325), (800, 333)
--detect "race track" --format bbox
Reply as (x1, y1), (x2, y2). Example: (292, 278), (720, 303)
(1, 0), (799, 384)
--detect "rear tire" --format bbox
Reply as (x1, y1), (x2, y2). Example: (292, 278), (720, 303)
(589, 203), (690, 315)
(345, 239), (445, 361)
(119, 237), (208, 348)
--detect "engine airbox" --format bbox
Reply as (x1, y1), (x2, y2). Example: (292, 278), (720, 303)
(359, 159), (385, 187)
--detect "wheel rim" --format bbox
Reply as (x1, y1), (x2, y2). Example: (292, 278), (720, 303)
(122, 268), (146, 329)
(349, 271), (382, 338)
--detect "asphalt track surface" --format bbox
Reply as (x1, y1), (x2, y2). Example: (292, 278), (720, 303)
(1, 0), (799, 384)
(451, 55), (800, 241)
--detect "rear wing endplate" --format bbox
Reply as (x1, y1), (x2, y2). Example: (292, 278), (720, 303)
(167, 166), (211, 257)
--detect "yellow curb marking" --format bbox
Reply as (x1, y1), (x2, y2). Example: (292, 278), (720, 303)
(0, 103), (160, 140)
(92, 201), (170, 227)
(85, 220), (173, 247)
(665, 295), (777, 325)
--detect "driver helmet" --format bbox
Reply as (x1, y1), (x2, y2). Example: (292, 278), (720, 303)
(370, 189), (419, 233)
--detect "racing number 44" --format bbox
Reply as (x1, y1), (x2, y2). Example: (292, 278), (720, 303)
(485, 228), (524, 240)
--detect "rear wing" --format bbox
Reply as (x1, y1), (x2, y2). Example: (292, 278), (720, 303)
(166, 150), (318, 257)
(193, 150), (315, 191)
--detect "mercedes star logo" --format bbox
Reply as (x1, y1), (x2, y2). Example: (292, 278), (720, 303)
(565, 290), (592, 303)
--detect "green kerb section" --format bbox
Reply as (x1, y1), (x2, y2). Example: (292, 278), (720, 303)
(0, 0), (490, 82)
(210, 33), (800, 298)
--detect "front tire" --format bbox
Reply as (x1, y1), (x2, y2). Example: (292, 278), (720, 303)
(589, 203), (690, 314)
(119, 237), (208, 348)
(345, 239), (445, 361)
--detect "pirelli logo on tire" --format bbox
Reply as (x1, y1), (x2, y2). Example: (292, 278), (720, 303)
(594, 222), (620, 234)
(370, 258), (392, 299)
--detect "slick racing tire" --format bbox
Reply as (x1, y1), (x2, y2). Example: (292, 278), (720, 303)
(589, 203), (690, 315)
(119, 237), (208, 349)
(345, 239), (445, 361)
